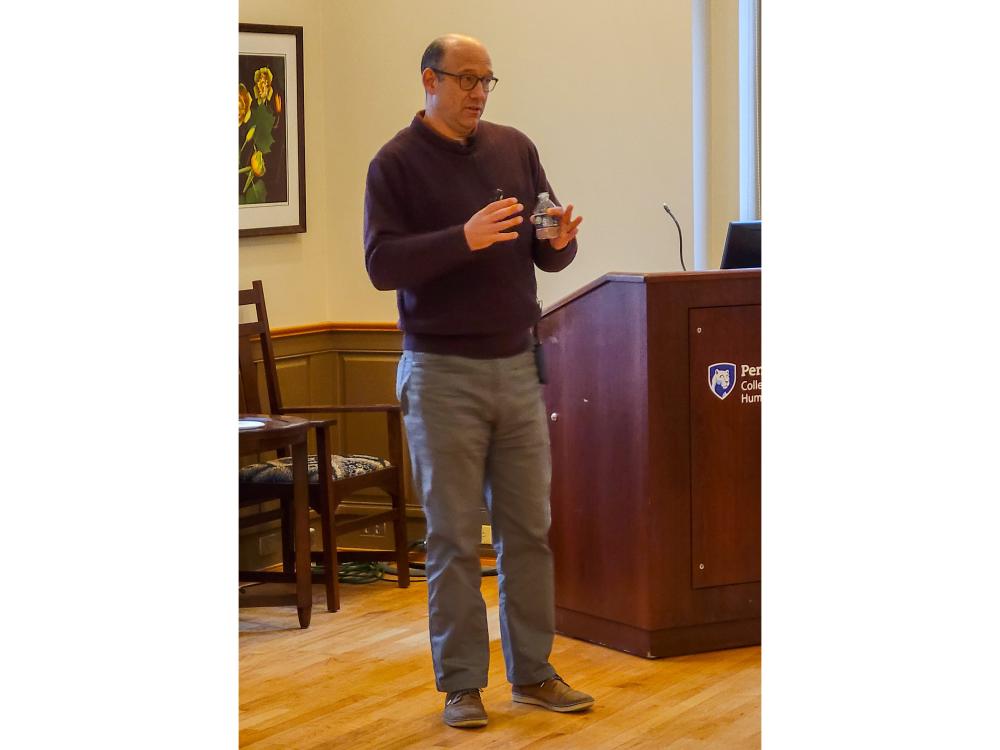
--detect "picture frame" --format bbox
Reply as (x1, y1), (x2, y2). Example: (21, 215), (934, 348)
(239, 24), (306, 237)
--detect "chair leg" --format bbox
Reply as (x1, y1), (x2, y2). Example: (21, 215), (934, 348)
(314, 424), (342, 613)
(280, 497), (295, 573)
(297, 605), (312, 629)
(391, 490), (410, 589)
(386, 411), (410, 589)
(319, 488), (341, 612)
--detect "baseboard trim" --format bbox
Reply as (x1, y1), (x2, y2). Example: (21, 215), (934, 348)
(271, 322), (399, 337)
(555, 606), (760, 659)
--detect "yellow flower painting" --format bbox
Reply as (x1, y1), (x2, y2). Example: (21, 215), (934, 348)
(238, 84), (252, 126)
(253, 67), (274, 105)
(238, 55), (287, 205)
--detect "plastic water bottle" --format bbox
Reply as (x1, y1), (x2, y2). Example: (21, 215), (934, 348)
(530, 192), (560, 240)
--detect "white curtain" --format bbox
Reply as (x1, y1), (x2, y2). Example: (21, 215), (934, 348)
(739, 0), (761, 220)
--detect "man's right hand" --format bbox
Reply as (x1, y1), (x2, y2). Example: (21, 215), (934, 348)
(464, 197), (524, 251)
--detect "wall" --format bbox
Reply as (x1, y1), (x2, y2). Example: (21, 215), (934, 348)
(239, 0), (740, 326)
(239, 1), (332, 327)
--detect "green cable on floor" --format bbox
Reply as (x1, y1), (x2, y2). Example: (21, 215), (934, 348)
(336, 562), (384, 584)
(308, 539), (495, 585)
(309, 561), (428, 585)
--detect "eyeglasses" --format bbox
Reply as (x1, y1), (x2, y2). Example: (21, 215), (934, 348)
(431, 68), (499, 93)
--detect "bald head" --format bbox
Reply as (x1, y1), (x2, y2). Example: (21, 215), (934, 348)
(420, 34), (488, 74)
(419, 33), (494, 142)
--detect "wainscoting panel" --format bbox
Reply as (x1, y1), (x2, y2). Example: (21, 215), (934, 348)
(274, 357), (310, 410)
(341, 354), (399, 454)
(241, 325), (424, 566)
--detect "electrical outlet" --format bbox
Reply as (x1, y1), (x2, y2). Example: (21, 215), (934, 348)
(362, 523), (387, 537)
(481, 525), (492, 545)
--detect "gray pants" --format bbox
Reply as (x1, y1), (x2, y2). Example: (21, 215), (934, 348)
(396, 350), (557, 692)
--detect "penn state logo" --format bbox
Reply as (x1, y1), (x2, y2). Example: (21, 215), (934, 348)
(708, 363), (737, 400)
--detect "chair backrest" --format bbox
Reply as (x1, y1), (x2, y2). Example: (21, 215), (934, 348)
(239, 280), (283, 414)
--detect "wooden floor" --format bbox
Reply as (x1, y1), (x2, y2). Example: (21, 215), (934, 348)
(240, 573), (760, 749)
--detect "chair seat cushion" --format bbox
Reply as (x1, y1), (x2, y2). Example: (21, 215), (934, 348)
(239, 454), (391, 484)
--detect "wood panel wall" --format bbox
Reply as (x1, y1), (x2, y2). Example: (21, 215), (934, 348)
(239, 325), (427, 570)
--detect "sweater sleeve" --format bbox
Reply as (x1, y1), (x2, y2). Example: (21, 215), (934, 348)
(528, 143), (578, 273)
(364, 155), (473, 291)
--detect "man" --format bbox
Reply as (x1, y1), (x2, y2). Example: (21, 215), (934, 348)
(364, 33), (593, 729)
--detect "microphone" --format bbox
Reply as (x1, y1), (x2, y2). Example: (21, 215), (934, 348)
(661, 204), (686, 272)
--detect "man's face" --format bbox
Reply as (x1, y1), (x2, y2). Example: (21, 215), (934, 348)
(424, 40), (493, 140)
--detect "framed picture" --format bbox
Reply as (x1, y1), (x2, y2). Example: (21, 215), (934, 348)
(239, 24), (306, 237)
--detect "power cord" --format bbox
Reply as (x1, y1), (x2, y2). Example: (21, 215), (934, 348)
(376, 562), (428, 582)
(336, 561), (384, 585)
(307, 537), (499, 587)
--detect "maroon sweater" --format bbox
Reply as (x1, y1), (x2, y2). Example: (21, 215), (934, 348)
(364, 113), (577, 358)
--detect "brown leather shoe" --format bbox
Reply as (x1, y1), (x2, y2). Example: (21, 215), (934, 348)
(512, 675), (595, 713)
(443, 688), (488, 728)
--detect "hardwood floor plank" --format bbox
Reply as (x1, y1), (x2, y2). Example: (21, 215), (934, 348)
(240, 575), (760, 748)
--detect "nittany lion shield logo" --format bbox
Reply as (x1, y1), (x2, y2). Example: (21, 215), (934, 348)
(708, 363), (737, 400)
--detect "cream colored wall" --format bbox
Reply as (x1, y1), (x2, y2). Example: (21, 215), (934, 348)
(239, 0), (739, 326)
(238, 1), (332, 327)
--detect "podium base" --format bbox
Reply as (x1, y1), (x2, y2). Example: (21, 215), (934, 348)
(555, 607), (760, 659)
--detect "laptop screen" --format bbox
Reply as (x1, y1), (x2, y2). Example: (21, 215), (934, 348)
(720, 221), (761, 269)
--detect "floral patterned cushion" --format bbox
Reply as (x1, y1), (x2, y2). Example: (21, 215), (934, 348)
(239, 454), (391, 483)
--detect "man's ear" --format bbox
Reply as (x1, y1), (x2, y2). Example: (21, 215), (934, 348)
(421, 68), (437, 95)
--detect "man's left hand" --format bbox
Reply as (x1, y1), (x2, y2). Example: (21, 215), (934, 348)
(546, 204), (583, 251)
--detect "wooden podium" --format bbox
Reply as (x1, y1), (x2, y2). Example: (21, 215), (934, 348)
(539, 270), (760, 658)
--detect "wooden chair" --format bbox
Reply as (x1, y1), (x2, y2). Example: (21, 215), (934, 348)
(238, 280), (410, 612)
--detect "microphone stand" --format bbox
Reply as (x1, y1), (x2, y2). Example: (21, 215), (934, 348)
(661, 204), (686, 271)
